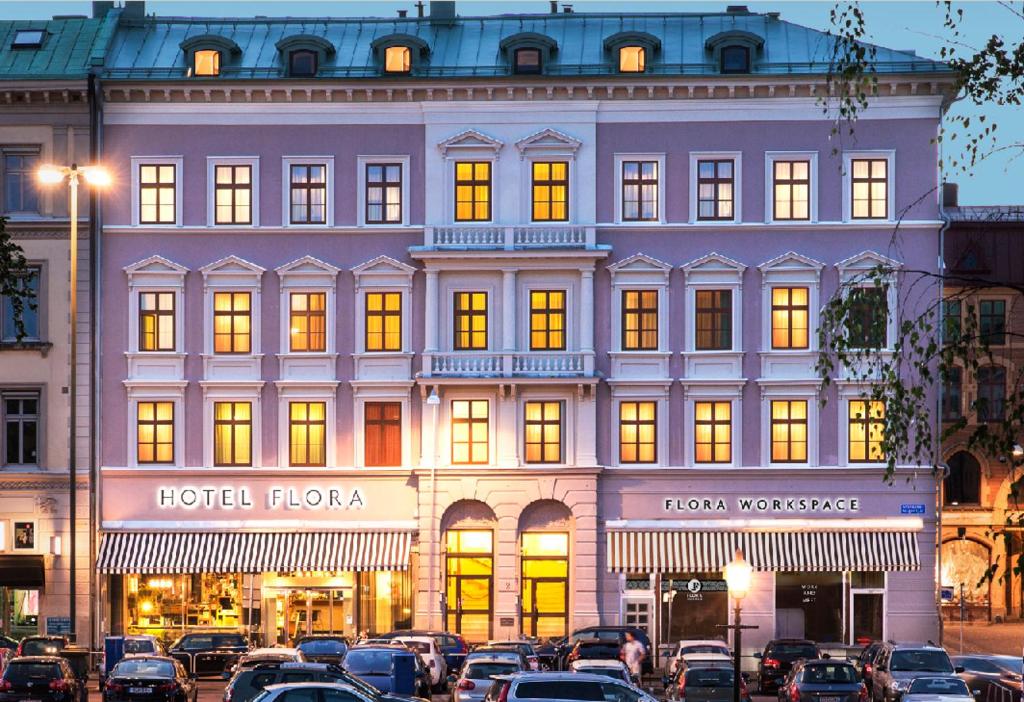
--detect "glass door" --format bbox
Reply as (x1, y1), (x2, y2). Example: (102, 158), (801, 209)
(521, 533), (569, 638)
(446, 530), (493, 643)
(849, 572), (885, 645)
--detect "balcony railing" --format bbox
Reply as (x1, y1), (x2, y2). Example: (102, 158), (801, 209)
(424, 225), (596, 250)
(424, 351), (593, 377)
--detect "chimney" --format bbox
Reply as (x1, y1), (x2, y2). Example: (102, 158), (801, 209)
(429, 1), (455, 22)
(415, 1), (425, 17)
(91, 1), (114, 17)
(726, 5), (750, 13)
(943, 182), (959, 208)
(550, 0), (557, 13)
(397, 9), (407, 17)
(562, 4), (573, 12)
(120, 0), (145, 19)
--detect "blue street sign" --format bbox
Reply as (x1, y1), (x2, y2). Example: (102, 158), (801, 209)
(940, 588), (954, 601)
(901, 504), (926, 515)
(46, 616), (72, 635)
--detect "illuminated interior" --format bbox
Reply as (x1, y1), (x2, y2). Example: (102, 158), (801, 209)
(384, 46), (411, 73)
(618, 46), (646, 72)
(521, 532), (569, 638)
(446, 530), (493, 642)
(193, 50), (220, 77)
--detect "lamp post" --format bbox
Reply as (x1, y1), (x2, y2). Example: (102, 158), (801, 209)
(426, 387), (441, 630)
(723, 549), (754, 702)
(37, 163), (110, 639)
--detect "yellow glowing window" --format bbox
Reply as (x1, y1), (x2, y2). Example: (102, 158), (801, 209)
(622, 289), (658, 351)
(454, 292), (488, 350)
(365, 291), (402, 352)
(773, 160), (810, 221)
(771, 399), (808, 463)
(214, 164), (252, 225)
(521, 532), (568, 557)
(848, 399), (885, 463)
(194, 49), (220, 77)
(137, 401), (173, 464)
(446, 529), (493, 554)
(524, 401), (562, 464)
(694, 401), (731, 463)
(521, 532), (569, 638)
(289, 292), (326, 352)
(289, 401), (326, 467)
(139, 164), (176, 224)
(619, 401), (656, 464)
(213, 401), (251, 467)
(139, 291), (175, 351)
(619, 45), (646, 72)
(213, 291), (251, 354)
(451, 399), (488, 465)
(530, 290), (566, 351)
(454, 161), (491, 221)
(851, 158), (888, 219)
(771, 287), (809, 350)
(384, 45), (411, 73)
(532, 161), (568, 222)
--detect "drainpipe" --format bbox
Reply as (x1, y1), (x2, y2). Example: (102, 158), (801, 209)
(87, 69), (103, 650)
(935, 122), (951, 644)
(426, 389), (441, 630)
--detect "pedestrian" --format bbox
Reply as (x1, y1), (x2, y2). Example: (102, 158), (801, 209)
(620, 631), (646, 684)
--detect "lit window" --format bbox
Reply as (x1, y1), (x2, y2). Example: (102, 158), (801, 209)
(213, 401), (252, 467)
(365, 402), (401, 467)
(622, 290), (658, 351)
(214, 165), (252, 225)
(289, 292), (326, 352)
(452, 400), (488, 465)
(366, 163), (402, 224)
(3, 151), (40, 214)
(697, 159), (734, 221)
(979, 299), (1006, 345)
(771, 287), (809, 350)
(1, 267), (39, 342)
(771, 400), (807, 463)
(619, 46), (645, 72)
(139, 164), (176, 224)
(193, 50), (220, 77)
(289, 164), (326, 225)
(137, 401), (174, 464)
(514, 48), (542, 74)
(621, 160), (658, 221)
(773, 160), (810, 221)
(695, 290), (731, 351)
(289, 401), (326, 467)
(846, 287), (888, 348)
(139, 292), (175, 352)
(454, 292), (487, 351)
(289, 49), (318, 77)
(524, 401), (562, 464)
(531, 161), (568, 222)
(454, 161), (491, 221)
(975, 366), (1006, 422)
(619, 401), (656, 464)
(848, 400), (885, 463)
(11, 30), (44, 49)
(3, 395), (38, 466)
(384, 45), (410, 73)
(212, 291), (251, 354)
(530, 290), (566, 351)
(851, 158), (888, 219)
(365, 291), (401, 352)
(720, 45), (750, 73)
(694, 401), (731, 464)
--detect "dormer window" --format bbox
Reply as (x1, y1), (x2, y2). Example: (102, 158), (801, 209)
(11, 29), (45, 49)
(514, 48), (542, 74)
(706, 30), (764, 75)
(289, 50), (318, 77)
(721, 45), (750, 73)
(276, 35), (335, 78)
(500, 32), (557, 77)
(384, 46), (411, 73)
(180, 35), (241, 79)
(619, 46), (646, 73)
(194, 49), (220, 77)
(604, 31), (660, 75)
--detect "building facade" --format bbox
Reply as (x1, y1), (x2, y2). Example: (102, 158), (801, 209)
(94, 2), (956, 660)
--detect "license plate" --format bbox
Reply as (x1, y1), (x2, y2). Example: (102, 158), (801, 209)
(129, 687), (153, 694)
(819, 696), (843, 702)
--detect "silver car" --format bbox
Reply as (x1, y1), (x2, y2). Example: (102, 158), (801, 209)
(901, 677), (976, 702)
(488, 672), (658, 702)
(452, 658), (525, 702)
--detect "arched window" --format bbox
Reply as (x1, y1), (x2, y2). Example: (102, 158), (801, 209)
(384, 45), (410, 73)
(944, 451), (981, 506)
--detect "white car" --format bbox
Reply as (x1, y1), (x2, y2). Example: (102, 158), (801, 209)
(668, 640), (732, 676)
(901, 677), (977, 702)
(569, 659), (632, 683)
(452, 657), (524, 702)
(394, 636), (447, 689)
(226, 647), (305, 677)
(490, 672), (658, 702)
(254, 682), (382, 702)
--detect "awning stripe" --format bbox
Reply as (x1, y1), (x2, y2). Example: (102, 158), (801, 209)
(606, 530), (920, 573)
(97, 531), (413, 574)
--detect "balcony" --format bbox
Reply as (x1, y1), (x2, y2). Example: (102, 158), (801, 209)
(423, 351), (594, 378)
(424, 225), (597, 250)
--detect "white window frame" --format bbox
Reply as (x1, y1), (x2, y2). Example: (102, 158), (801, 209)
(444, 393), (496, 467)
(356, 155), (410, 227)
(520, 281), (575, 353)
(276, 386), (337, 469)
(681, 252), (747, 381)
(515, 129), (582, 225)
(125, 256), (188, 355)
(608, 254), (671, 354)
(684, 389), (743, 468)
(836, 251), (901, 354)
(353, 387), (413, 469)
(448, 157), (497, 224)
(614, 153), (666, 225)
(281, 156), (334, 228)
(446, 283), (497, 353)
(609, 384), (670, 468)
(352, 256), (415, 356)
(1, 388), (43, 468)
(130, 156), (183, 227)
(518, 391), (575, 468)
(837, 383), (887, 468)
(842, 150), (896, 223)
(764, 151), (818, 224)
(758, 384), (820, 467)
(206, 156), (260, 227)
(200, 256), (265, 382)
(201, 384), (264, 469)
(125, 384), (186, 468)
(690, 151), (743, 224)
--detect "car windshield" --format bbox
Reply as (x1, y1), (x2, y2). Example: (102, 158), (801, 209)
(891, 651), (953, 673)
(298, 640), (347, 654)
(769, 644), (818, 659)
(680, 645), (729, 656)
(4, 663), (61, 681)
(802, 665), (858, 683)
(515, 681), (605, 701)
(469, 653), (517, 663)
(113, 659), (175, 679)
(344, 650), (394, 676)
(214, 635), (246, 648)
(20, 640), (64, 656)
(687, 669), (734, 687)
(908, 678), (970, 696)
(577, 668), (627, 680)
(123, 640), (156, 654)
(465, 663), (520, 679)
(401, 642), (431, 654)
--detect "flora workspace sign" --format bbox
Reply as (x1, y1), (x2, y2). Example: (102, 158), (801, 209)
(156, 485), (366, 510)
(663, 496), (861, 513)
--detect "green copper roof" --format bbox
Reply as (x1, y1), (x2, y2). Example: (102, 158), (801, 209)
(102, 9), (950, 80)
(0, 13), (118, 80)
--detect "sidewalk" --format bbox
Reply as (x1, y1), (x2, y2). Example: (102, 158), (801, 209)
(942, 621), (1024, 655)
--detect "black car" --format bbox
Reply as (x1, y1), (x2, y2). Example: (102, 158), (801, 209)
(225, 661), (426, 702)
(777, 659), (865, 702)
(566, 639), (622, 668)
(0, 656), (82, 702)
(952, 655), (1022, 702)
(294, 636), (349, 666)
(17, 638), (68, 658)
(755, 639), (821, 692)
(0, 638), (16, 654)
(103, 656), (197, 702)
(167, 633), (249, 677)
(58, 647), (91, 702)
(559, 627), (654, 674)
(855, 643), (884, 687)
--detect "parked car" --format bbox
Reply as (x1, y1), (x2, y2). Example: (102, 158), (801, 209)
(870, 643), (958, 702)
(58, 647), (91, 702)
(294, 637), (349, 666)
(100, 635), (167, 689)
(777, 659), (865, 702)
(559, 627), (654, 675)
(102, 656), (197, 702)
(392, 637), (446, 690)
(450, 658), (525, 702)
(0, 651), (13, 676)
(341, 645), (430, 698)
(223, 661), (388, 702)
(485, 641), (540, 671)
(379, 631), (469, 674)
(855, 643), (885, 687)
(168, 633), (250, 677)
(566, 639), (624, 670)
(756, 639), (822, 692)
(466, 648), (531, 672)
(226, 649), (306, 678)
(251, 681), (429, 702)
(952, 655), (1022, 702)
(0, 638), (17, 654)
(0, 656), (83, 702)
(17, 637), (68, 658)
(487, 671), (659, 702)
(569, 659), (632, 683)
(901, 677), (976, 702)
(670, 663), (751, 702)
(531, 639), (561, 672)
(668, 641), (733, 677)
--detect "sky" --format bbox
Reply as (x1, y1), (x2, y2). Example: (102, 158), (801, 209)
(3, 0), (1020, 205)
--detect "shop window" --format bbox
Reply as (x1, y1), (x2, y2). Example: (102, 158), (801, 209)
(514, 47), (542, 74)
(2, 149), (40, 214)
(193, 49), (220, 77)
(532, 161), (568, 222)
(454, 292), (488, 350)
(975, 365), (1006, 422)
(213, 292), (251, 354)
(454, 161), (491, 221)
(213, 401), (252, 467)
(979, 300), (1006, 345)
(289, 292), (326, 352)
(524, 401), (562, 464)
(695, 290), (732, 351)
(289, 164), (327, 225)
(1, 267), (40, 342)
(214, 164), (252, 225)
(775, 573), (843, 642)
(851, 159), (888, 219)
(618, 46), (646, 72)
(364, 402), (401, 467)
(720, 45), (750, 73)
(289, 401), (326, 467)
(772, 160), (810, 221)
(940, 539), (991, 613)
(771, 400), (808, 463)
(941, 367), (962, 421)
(622, 290), (658, 351)
(943, 451), (981, 506)
(125, 573), (242, 634)
(694, 401), (731, 464)
(289, 49), (318, 77)
(451, 400), (488, 465)
(3, 394), (38, 466)
(446, 530), (494, 642)
(621, 160), (658, 221)
(771, 287), (809, 350)
(138, 164), (176, 224)
(529, 290), (566, 351)
(660, 575), (728, 641)
(365, 291), (402, 352)
(848, 400), (885, 463)
(847, 287), (888, 348)
(137, 401), (174, 464)
(356, 570), (413, 641)
(521, 532), (569, 638)
(697, 159), (734, 221)
(384, 45), (410, 73)
(619, 401), (656, 464)
(365, 163), (402, 224)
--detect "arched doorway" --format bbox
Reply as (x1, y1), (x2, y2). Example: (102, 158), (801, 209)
(941, 537), (992, 621)
(518, 500), (573, 639)
(943, 451), (982, 506)
(442, 500), (496, 642)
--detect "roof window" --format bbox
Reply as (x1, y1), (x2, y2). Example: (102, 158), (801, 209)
(289, 50), (318, 77)
(603, 31), (661, 74)
(720, 45), (751, 73)
(499, 32), (558, 76)
(11, 29), (45, 49)
(514, 48), (542, 74)
(384, 45), (410, 73)
(705, 30), (764, 75)
(618, 46), (645, 73)
(193, 49), (220, 77)
(371, 34), (430, 75)
(275, 35), (335, 78)
(180, 35), (241, 78)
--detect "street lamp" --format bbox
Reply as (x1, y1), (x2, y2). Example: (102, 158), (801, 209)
(37, 162), (110, 640)
(426, 388), (441, 630)
(723, 549), (753, 702)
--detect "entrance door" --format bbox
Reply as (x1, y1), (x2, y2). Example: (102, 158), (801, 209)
(521, 533), (569, 639)
(446, 530), (493, 643)
(850, 593), (883, 644)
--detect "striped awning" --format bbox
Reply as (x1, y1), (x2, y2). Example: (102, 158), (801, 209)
(606, 530), (920, 573)
(97, 531), (412, 574)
